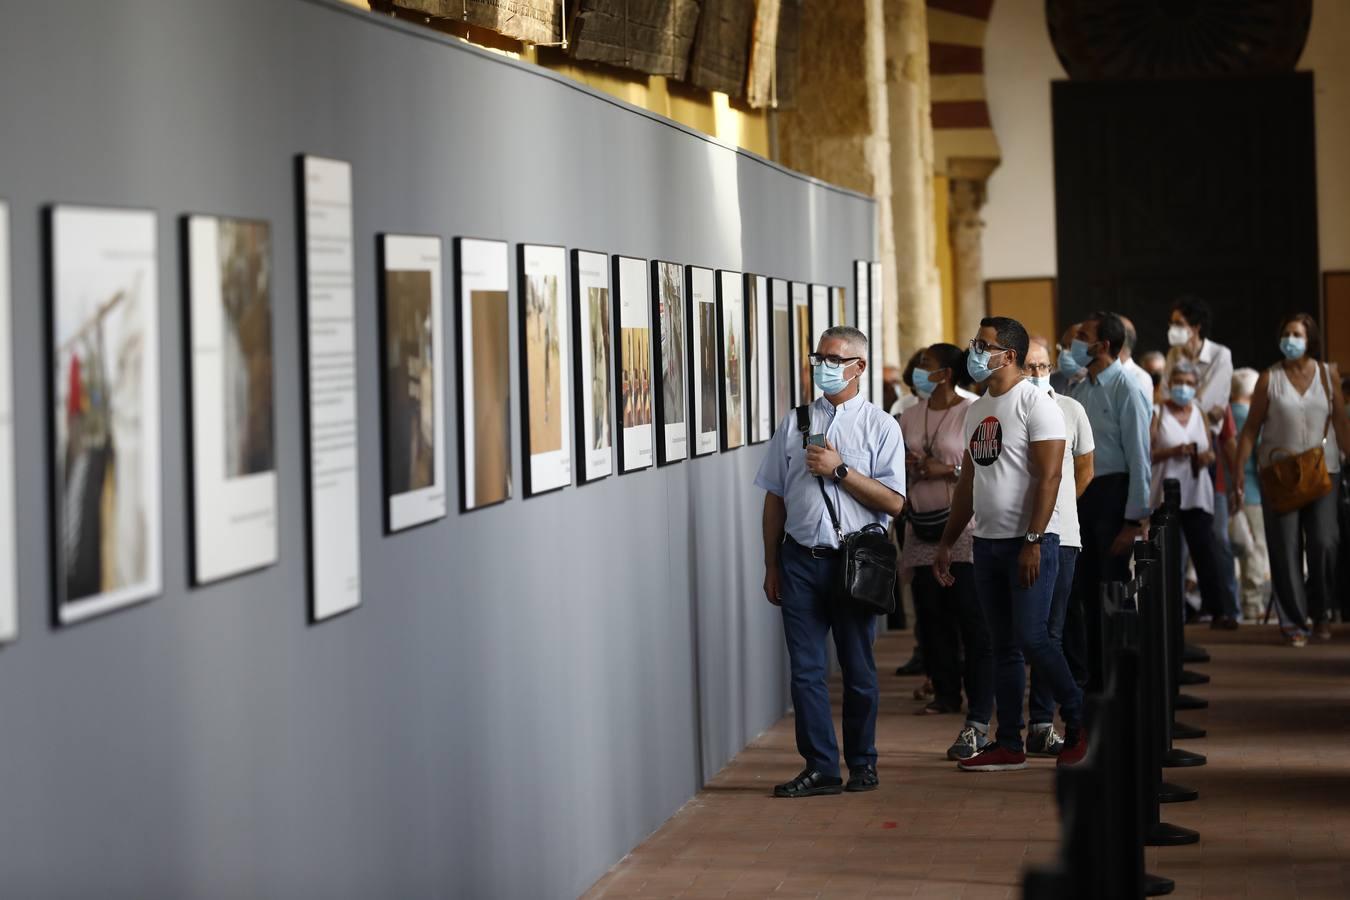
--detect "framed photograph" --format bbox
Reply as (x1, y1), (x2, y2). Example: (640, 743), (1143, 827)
(790, 281), (811, 406)
(745, 273), (772, 444)
(186, 214), (279, 585)
(716, 270), (745, 451)
(298, 155), (361, 621)
(0, 203), (14, 642)
(870, 262), (884, 402)
(378, 233), (447, 532)
(810, 284), (830, 400)
(571, 249), (613, 484)
(832, 285), (849, 327)
(614, 256), (654, 473)
(854, 260), (871, 401)
(687, 266), (719, 456)
(518, 243), (572, 497)
(770, 277), (792, 426)
(650, 260), (687, 465)
(50, 205), (162, 626)
(455, 238), (512, 511)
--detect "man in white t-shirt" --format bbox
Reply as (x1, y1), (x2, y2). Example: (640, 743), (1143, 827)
(935, 317), (1087, 771)
(1023, 342), (1095, 757)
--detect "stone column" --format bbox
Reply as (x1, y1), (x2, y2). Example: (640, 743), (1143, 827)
(949, 175), (988, 345)
(883, 0), (942, 365)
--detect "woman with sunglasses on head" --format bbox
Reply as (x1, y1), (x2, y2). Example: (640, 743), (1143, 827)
(1235, 314), (1350, 646)
(897, 343), (995, 761)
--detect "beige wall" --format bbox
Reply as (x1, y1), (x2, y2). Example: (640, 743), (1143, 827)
(981, 0), (1350, 280)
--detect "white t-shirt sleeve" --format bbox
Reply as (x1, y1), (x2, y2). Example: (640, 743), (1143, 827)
(1027, 390), (1067, 443)
(1069, 399), (1094, 457)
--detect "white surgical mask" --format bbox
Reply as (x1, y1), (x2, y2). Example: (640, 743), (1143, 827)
(1167, 325), (1192, 348)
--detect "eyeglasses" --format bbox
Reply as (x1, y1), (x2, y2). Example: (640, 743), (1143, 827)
(1025, 363), (1052, 375)
(969, 339), (1011, 355)
(809, 353), (861, 370)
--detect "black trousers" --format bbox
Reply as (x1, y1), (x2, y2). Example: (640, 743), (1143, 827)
(911, 563), (993, 720)
(1064, 474), (1131, 693)
(1179, 508), (1237, 621)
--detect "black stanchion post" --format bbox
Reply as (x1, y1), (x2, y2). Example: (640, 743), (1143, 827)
(1160, 479), (1211, 713)
(1134, 541), (1200, 848)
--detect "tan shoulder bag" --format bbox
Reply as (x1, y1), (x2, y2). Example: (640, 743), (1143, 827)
(1258, 363), (1334, 516)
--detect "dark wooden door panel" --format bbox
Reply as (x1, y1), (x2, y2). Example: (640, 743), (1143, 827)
(1053, 73), (1319, 369)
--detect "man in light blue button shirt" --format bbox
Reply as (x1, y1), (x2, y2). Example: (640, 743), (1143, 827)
(755, 326), (906, 798)
(1064, 311), (1152, 691)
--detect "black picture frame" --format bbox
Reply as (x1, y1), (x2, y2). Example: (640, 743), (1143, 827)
(686, 265), (719, 457)
(744, 272), (772, 445)
(769, 276), (793, 427)
(454, 236), (513, 513)
(516, 242), (570, 499)
(614, 254), (654, 474)
(570, 248), (614, 485)
(650, 259), (688, 466)
(715, 269), (746, 452)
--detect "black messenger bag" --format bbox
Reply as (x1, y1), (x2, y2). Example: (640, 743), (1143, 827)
(795, 406), (898, 616)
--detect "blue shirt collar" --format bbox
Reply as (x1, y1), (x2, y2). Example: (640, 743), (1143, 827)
(1089, 359), (1123, 385)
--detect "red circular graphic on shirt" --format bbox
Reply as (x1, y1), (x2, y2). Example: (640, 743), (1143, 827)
(969, 416), (1003, 466)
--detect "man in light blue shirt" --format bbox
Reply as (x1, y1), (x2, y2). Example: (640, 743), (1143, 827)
(1064, 311), (1152, 691)
(755, 326), (906, 798)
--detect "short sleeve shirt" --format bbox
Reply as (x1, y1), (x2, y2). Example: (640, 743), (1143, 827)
(964, 380), (1067, 540)
(1052, 392), (1094, 549)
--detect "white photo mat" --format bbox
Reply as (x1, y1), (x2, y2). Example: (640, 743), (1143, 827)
(381, 233), (448, 531)
(688, 266), (719, 456)
(770, 277), (792, 426)
(0, 203), (14, 642)
(573, 249), (613, 483)
(870, 262), (884, 403)
(717, 270), (745, 451)
(854, 260), (871, 402)
(456, 237), (512, 511)
(651, 260), (686, 465)
(187, 214), (280, 584)
(51, 205), (162, 625)
(519, 244), (571, 496)
(748, 273), (771, 443)
(810, 283), (830, 400)
(790, 281), (810, 406)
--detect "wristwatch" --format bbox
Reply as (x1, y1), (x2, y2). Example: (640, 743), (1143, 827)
(833, 463), (850, 482)
(1024, 531), (1044, 545)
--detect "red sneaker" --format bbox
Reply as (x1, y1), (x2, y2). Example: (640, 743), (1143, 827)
(1058, 727), (1089, 768)
(957, 743), (1028, 772)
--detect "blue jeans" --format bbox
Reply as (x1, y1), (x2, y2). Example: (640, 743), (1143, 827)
(779, 539), (879, 777)
(973, 535), (1083, 751)
(1029, 546), (1080, 725)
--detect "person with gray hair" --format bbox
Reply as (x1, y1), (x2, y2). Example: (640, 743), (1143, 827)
(1229, 367), (1271, 620)
(1118, 315), (1155, 401)
(756, 325), (907, 796)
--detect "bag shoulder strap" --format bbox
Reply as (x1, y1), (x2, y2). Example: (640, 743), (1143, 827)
(796, 403), (843, 540)
(1320, 362), (1334, 441)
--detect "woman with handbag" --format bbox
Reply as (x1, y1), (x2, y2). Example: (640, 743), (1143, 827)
(1235, 314), (1350, 646)
(898, 343), (994, 761)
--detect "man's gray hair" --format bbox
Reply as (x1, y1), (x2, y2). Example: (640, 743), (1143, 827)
(1122, 319), (1137, 351)
(821, 325), (869, 356)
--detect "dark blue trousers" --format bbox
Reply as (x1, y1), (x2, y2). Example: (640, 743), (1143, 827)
(1029, 546), (1080, 725)
(973, 535), (1083, 752)
(778, 539), (879, 778)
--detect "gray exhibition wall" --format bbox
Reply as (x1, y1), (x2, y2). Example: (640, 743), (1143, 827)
(0, 1), (875, 897)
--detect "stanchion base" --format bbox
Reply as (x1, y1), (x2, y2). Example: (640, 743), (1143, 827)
(1163, 747), (1207, 768)
(1145, 872), (1177, 896)
(1146, 821), (1201, 846)
(1183, 643), (1211, 664)
(1178, 669), (1210, 685)
(1174, 693), (1209, 710)
(1172, 720), (1207, 739)
(1159, 780), (1199, 803)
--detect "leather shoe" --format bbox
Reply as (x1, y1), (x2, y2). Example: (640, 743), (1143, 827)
(845, 765), (879, 792)
(773, 769), (843, 798)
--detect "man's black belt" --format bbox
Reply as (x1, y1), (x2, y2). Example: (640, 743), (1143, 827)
(788, 537), (842, 559)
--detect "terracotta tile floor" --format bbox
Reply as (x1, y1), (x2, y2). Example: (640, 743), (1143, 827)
(583, 624), (1350, 899)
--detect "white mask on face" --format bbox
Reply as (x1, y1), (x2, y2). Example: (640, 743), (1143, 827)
(1167, 325), (1192, 348)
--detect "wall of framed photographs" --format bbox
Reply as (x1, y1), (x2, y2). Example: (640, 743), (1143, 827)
(0, 1), (875, 898)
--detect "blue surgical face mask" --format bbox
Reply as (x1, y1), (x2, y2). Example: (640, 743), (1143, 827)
(1279, 335), (1306, 360)
(966, 348), (1007, 384)
(1058, 349), (1084, 377)
(911, 367), (937, 399)
(813, 362), (856, 396)
(1069, 339), (1091, 367)
(1028, 375), (1051, 392)
(1170, 384), (1196, 406)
